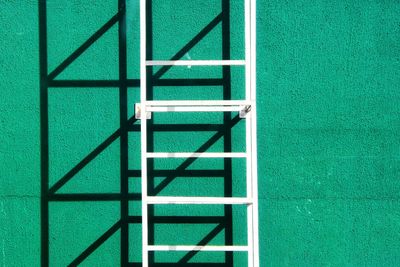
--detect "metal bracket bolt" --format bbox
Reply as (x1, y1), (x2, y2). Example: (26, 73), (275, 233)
(239, 105), (252, 118)
(135, 104), (151, 120)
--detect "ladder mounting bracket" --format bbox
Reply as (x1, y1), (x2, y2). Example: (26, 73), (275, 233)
(135, 103), (151, 120)
(239, 105), (252, 118)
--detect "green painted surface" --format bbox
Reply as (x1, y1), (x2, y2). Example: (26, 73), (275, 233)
(1, 0), (400, 266)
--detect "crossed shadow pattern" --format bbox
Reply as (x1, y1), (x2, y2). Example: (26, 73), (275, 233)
(39, 0), (238, 266)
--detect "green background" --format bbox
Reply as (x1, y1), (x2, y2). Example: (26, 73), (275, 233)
(1, 0), (400, 266)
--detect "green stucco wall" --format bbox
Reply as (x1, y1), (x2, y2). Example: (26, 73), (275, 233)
(1, 0), (400, 266)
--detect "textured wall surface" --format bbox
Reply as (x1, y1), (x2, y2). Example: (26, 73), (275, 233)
(1, 0), (400, 266)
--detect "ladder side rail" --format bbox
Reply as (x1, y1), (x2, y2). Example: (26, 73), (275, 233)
(245, 0), (255, 267)
(140, 0), (148, 266)
(138, 1), (258, 266)
(250, 0), (260, 266)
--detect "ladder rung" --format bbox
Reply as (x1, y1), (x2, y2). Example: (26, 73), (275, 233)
(146, 152), (247, 158)
(144, 100), (252, 113)
(138, 101), (252, 116)
(147, 106), (244, 112)
(147, 245), (248, 252)
(146, 60), (246, 66)
(144, 100), (252, 106)
(145, 197), (253, 205)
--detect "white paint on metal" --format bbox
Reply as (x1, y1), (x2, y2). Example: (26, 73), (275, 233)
(146, 197), (253, 205)
(146, 60), (246, 66)
(250, 0), (260, 266)
(135, 104), (151, 119)
(139, 1), (258, 266)
(148, 245), (249, 252)
(145, 100), (253, 106)
(146, 152), (247, 158)
(140, 0), (148, 266)
(147, 106), (245, 112)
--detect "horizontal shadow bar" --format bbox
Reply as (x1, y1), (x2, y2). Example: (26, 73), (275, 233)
(153, 78), (224, 87)
(48, 193), (141, 202)
(47, 78), (223, 88)
(128, 216), (226, 224)
(128, 124), (228, 132)
(128, 169), (225, 178)
(48, 80), (132, 88)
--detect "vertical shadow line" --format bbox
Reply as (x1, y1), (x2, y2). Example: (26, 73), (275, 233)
(119, 0), (129, 266)
(222, 0), (234, 266)
(145, 0), (156, 265)
(39, 0), (49, 266)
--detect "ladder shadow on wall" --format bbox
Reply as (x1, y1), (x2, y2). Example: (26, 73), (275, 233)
(40, 0), (240, 266)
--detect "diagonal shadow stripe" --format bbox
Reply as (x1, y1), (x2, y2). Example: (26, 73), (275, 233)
(67, 220), (121, 267)
(152, 13), (223, 80)
(131, 224), (225, 266)
(48, 116), (138, 195)
(177, 223), (225, 264)
(48, 11), (123, 81)
(151, 115), (241, 196)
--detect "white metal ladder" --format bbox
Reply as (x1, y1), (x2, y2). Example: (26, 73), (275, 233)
(137, 0), (259, 266)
